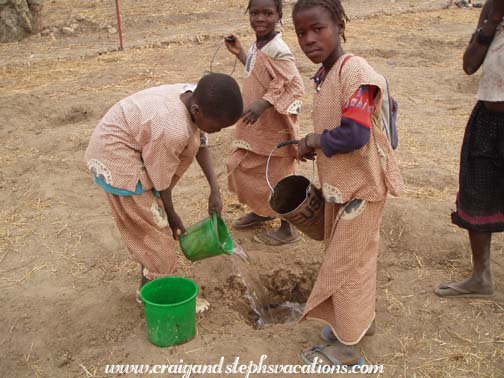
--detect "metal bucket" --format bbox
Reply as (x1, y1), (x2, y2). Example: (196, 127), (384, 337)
(267, 141), (325, 241)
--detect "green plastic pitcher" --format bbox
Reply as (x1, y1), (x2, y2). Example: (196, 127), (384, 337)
(140, 276), (198, 347)
(179, 211), (234, 261)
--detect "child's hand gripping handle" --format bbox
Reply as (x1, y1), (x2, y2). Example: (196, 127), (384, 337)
(266, 140), (316, 196)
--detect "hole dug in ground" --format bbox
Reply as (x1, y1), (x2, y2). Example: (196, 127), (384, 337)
(225, 263), (319, 328)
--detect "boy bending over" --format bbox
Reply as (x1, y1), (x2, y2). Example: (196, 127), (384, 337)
(85, 73), (243, 297)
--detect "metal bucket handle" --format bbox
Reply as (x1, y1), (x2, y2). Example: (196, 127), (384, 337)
(266, 140), (316, 195)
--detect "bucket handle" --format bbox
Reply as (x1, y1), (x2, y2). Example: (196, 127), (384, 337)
(211, 210), (219, 244)
(266, 140), (316, 194)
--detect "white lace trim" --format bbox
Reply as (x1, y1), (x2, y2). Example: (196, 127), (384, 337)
(232, 139), (252, 151)
(287, 100), (302, 115)
(87, 159), (112, 185)
(150, 201), (168, 228)
(322, 183), (343, 204)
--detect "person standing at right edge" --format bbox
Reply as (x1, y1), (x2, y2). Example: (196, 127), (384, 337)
(436, 0), (504, 298)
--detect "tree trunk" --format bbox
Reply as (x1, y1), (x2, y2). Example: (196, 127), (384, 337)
(0, 0), (43, 42)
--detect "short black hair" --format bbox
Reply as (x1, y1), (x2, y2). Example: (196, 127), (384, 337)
(193, 73), (243, 122)
(246, 0), (283, 20)
(292, 0), (349, 41)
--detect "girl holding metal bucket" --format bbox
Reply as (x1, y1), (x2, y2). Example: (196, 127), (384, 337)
(292, 0), (404, 367)
(224, 0), (305, 246)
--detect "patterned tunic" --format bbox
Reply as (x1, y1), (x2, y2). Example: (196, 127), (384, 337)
(232, 33), (304, 157)
(313, 54), (404, 204)
(85, 84), (201, 193)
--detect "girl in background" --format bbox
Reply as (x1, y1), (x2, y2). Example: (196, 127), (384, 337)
(225, 0), (305, 246)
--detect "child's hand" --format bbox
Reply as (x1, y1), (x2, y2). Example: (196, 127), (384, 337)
(241, 99), (271, 125)
(167, 211), (186, 240)
(297, 137), (316, 162)
(208, 190), (223, 218)
(224, 34), (243, 56)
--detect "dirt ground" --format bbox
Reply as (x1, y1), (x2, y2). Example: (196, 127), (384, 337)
(1, 0), (503, 377)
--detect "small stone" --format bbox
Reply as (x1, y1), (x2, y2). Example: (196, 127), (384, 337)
(62, 27), (74, 35)
(55, 351), (72, 368)
(70, 23), (79, 30)
(41, 29), (51, 36)
(56, 357), (70, 368)
(107, 27), (117, 34)
(75, 14), (85, 21)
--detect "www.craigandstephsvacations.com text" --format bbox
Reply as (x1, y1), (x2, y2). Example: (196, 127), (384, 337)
(104, 355), (385, 376)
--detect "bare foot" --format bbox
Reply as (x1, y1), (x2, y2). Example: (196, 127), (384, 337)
(322, 321), (375, 344)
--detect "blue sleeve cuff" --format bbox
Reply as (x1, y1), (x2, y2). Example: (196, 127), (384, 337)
(320, 118), (371, 157)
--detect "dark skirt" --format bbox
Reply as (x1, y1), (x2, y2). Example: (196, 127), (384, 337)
(452, 101), (504, 233)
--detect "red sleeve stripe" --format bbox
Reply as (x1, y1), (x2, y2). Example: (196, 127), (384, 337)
(342, 85), (377, 130)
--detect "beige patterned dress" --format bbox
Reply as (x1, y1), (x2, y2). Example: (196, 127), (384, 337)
(85, 84), (201, 279)
(300, 55), (405, 345)
(227, 33), (304, 217)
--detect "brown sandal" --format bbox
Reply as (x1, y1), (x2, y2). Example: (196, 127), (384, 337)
(232, 212), (274, 229)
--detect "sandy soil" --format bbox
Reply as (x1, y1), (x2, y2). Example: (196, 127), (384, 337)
(0, 1), (503, 377)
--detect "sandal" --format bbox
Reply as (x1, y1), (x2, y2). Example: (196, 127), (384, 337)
(300, 345), (364, 367)
(435, 282), (494, 298)
(196, 297), (210, 314)
(232, 212), (274, 229)
(253, 231), (301, 246)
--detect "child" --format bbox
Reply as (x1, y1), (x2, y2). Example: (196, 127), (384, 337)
(292, 0), (404, 366)
(224, 0), (305, 246)
(85, 73), (243, 299)
(436, 0), (504, 298)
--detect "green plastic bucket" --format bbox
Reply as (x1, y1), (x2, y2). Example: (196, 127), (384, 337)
(140, 276), (198, 347)
(179, 212), (234, 261)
